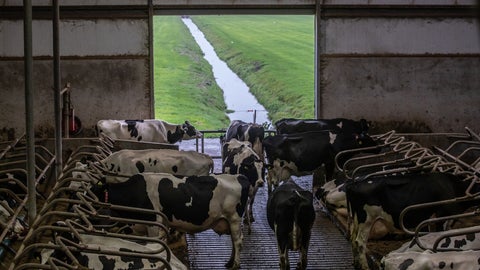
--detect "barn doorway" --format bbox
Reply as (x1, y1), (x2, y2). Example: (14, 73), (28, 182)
(152, 15), (315, 131)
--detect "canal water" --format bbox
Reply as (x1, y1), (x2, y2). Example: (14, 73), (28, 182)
(182, 17), (270, 126)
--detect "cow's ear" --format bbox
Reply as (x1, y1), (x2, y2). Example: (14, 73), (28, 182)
(185, 120), (190, 125)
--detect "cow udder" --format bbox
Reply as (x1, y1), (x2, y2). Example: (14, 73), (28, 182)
(212, 218), (231, 235)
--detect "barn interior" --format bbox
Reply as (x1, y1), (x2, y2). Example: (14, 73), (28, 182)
(0, 1), (479, 269)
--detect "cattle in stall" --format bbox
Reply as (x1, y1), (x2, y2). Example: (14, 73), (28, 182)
(73, 148), (214, 183)
(274, 118), (369, 135)
(267, 179), (316, 270)
(93, 173), (250, 269)
(96, 119), (202, 144)
(382, 250), (480, 270)
(40, 225), (187, 270)
(0, 199), (27, 235)
(263, 130), (377, 193)
(317, 161), (419, 239)
(346, 172), (480, 270)
(381, 228), (480, 269)
(222, 139), (265, 233)
(100, 149), (214, 183)
(381, 226), (480, 270)
(224, 120), (265, 160)
(317, 178), (349, 221)
(387, 227), (480, 254)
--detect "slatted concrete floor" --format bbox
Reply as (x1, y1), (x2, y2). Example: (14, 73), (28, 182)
(186, 175), (355, 270)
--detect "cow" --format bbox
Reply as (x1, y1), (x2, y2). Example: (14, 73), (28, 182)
(267, 179), (316, 270)
(222, 139), (265, 233)
(382, 250), (480, 270)
(0, 198), (27, 236)
(388, 228), (480, 254)
(39, 225), (187, 270)
(73, 148), (214, 184)
(92, 173), (250, 269)
(274, 118), (369, 136)
(317, 161), (418, 239)
(381, 229), (480, 269)
(263, 130), (377, 193)
(223, 120), (265, 160)
(100, 149), (214, 183)
(96, 119), (202, 144)
(346, 172), (480, 269)
(317, 177), (349, 223)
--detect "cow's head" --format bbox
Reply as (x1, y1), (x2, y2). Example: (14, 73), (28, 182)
(242, 153), (265, 190)
(182, 121), (202, 140)
(223, 139), (264, 189)
(354, 132), (377, 149)
(359, 119), (369, 133)
(0, 204), (28, 236)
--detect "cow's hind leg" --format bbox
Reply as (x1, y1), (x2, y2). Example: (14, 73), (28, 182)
(225, 219), (243, 269)
(275, 226), (290, 270)
(278, 245), (290, 270)
(296, 232), (311, 270)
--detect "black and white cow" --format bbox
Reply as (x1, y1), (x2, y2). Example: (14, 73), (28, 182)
(93, 173), (250, 269)
(224, 120), (265, 160)
(98, 149), (214, 183)
(222, 139), (265, 233)
(267, 179), (316, 270)
(274, 118), (369, 135)
(263, 131), (377, 193)
(382, 228), (480, 270)
(317, 177), (349, 221)
(40, 230), (187, 270)
(382, 250), (480, 270)
(389, 228), (480, 254)
(73, 148), (213, 184)
(317, 161), (419, 239)
(346, 172), (479, 269)
(0, 198), (27, 236)
(96, 119), (202, 144)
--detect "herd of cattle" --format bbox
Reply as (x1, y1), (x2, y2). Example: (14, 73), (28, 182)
(1, 118), (479, 270)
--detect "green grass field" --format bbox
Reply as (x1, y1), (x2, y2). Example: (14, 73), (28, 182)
(153, 16), (230, 131)
(153, 15), (314, 130)
(192, 15), (315, 123)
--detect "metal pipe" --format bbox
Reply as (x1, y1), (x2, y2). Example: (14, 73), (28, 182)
(23, 0), (37, 225)
(148, 0), (155, 118)
(314, 0), (323, 118)
(53, 0), (63, 177)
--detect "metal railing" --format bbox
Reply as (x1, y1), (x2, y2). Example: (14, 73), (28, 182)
(193, 129), (276, 159)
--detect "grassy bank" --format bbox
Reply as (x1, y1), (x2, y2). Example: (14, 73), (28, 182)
(192, 15), (315, 123)
(153, 16), (230, 131)
(153, 15), (315, 130)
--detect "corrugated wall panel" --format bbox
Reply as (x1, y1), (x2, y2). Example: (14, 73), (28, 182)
(0, 19), (148, 57)
(325, 18), (480, 55)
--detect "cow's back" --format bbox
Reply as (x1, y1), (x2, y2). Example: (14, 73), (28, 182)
(263, 131), (333, 172)
(102, 149), (213, 182)
(96, 119), (169, 142)
(274, 118), (369, 135)
(267, 180), (315, 230)
(346, 172), (472, 229)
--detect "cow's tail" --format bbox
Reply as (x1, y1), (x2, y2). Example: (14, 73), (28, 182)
(289, 220), (297, 252)
(292, 190), (306, 251)
(209, 159), (214, 173)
